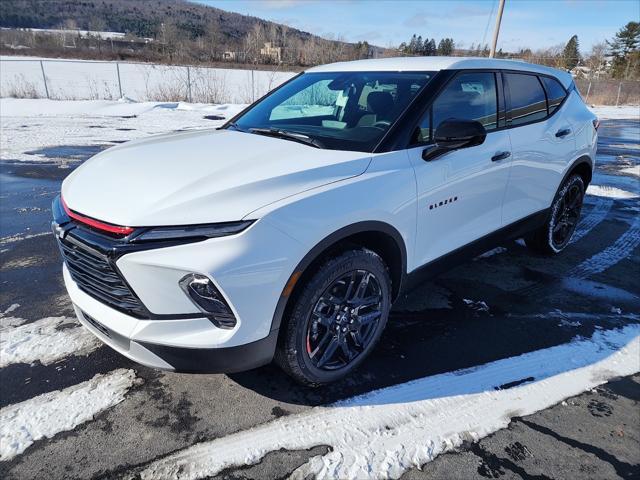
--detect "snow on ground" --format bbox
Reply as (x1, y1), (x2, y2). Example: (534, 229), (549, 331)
(0, 369), (137, 461)
(140, 324), (639, 480)
(586, 185), (639, 199)
(620, 165), (640, 177)
(569, 214), (640, 279)
(0, 98), (245, 163)
(0, 231), (50, 246)
(589, 105), (640, 120)
(0, 316), (101, 368)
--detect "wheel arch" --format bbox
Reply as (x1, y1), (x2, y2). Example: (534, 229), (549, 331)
(270, 221), (407, 334)
(563, 155), (593, 188)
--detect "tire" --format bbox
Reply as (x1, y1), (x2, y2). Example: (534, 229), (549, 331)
(275, 248), (391, 386)
(525, 174), (585, 254)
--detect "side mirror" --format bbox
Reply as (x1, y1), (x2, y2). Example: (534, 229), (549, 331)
(422, 119), (487, 161)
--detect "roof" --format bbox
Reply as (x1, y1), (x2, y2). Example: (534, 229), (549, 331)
(307, 56), (573, 87)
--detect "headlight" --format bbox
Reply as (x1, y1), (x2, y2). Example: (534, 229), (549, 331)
(179, 274), (237, 329)
(132, 221), (253, 243)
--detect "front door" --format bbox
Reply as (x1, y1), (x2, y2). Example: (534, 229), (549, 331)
(408, 71), (512, 268)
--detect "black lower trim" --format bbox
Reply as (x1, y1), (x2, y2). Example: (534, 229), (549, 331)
(402, 208), (549, 292)
(139, 329), (280, 374)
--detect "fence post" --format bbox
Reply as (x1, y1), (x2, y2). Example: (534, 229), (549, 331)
(585, 82), (592, 103)
(187, 66), (192, 103)
(616, 82), (622, 106)
(39, 60), (49, 99)
(251, 69), (255, 102)
(116, 62), (123, 98)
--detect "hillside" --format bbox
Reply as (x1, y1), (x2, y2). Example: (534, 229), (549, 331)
(0, 0), (381, 66)
(0, 0), (313, 43)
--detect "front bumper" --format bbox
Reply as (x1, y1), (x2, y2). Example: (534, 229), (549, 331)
(54, 195), (309, 372)
(66, 265), (279, 372)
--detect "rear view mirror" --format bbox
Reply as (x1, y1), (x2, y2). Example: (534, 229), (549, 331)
(423, 119), (487, 161)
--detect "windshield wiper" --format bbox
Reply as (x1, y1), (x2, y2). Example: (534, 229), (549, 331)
(248, 127), (324, 148)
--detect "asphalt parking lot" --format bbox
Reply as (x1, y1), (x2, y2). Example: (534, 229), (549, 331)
(0, 114), (638, 479)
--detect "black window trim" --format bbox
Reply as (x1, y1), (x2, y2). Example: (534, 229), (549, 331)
(405, 69), (503, 149)
(392, 68), (572, 152)
(502, 69), (570, 129)
(539, 74), (569, 116)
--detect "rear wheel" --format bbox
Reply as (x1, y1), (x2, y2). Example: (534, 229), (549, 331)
(275, 248), (391, 386)
(525, 174), (585, 254)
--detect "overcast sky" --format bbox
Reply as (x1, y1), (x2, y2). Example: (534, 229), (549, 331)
(196, 0), (639, 52)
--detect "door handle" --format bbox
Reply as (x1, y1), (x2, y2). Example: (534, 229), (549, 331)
(555, 128), (571, 138)
(491, 151), (511, 162)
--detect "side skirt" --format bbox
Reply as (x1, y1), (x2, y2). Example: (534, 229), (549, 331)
(402, 209), (549, 294)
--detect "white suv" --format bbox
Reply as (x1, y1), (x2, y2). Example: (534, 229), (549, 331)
(53, 57), (598, 385)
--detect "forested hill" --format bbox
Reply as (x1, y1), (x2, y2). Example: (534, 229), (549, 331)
(0, 0), (314, 43)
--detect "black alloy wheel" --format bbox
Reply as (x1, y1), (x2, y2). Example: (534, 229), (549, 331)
(275, 248), (391, 386)
(305, 270), (383, 370)
(550, 181), (584, 250)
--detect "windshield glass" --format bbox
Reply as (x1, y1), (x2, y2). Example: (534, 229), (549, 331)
(229, 71), (435, 152)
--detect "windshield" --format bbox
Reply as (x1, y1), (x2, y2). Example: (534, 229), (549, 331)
(228, 71), (435, 152)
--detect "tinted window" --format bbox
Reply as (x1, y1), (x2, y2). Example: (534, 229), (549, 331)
(233, 71), (433, 152)
(414, 72), (497, 143)
(505, 73), (547, 126)
(541, 76), (567, 114)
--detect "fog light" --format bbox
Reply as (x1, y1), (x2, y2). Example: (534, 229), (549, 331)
(179, 274), (236, 329)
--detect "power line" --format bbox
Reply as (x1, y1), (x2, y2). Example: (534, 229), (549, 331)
(481, 0), (497, 49)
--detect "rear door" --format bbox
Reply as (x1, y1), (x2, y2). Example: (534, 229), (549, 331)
(408, 71), (513, 267)
(502, 72), (575, 225)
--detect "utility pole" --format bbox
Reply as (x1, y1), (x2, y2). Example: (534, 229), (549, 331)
(489, 0), (506, 58)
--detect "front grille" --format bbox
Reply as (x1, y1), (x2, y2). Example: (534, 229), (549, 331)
(58, 235), (148, 318)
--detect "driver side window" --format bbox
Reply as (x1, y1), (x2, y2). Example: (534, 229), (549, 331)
(414, 72), (498, 144)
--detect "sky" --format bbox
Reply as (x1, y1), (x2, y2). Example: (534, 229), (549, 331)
(196, 0), (639, 53)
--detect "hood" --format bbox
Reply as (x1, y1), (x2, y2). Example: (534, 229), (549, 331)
(62, 129), (371, 226)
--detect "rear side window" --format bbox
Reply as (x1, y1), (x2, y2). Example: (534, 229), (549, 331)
(540, 76), (567, 114)
(504, 73), (547, 126)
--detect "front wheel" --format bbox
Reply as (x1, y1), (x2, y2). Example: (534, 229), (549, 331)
(525, 174), (585, 254)
(275, 248), (391, 386)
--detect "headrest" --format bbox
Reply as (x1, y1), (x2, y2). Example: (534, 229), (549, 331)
(367, 91), (394, 115)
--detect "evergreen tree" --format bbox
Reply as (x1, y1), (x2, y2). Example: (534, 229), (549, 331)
(426, 38), (436, 55)
(408, 34), (418, 54)
(416, 35), (423, 54)
(608, 22), (640, 78)
(562, 34), (581, 70)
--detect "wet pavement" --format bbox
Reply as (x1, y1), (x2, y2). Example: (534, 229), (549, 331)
(0, 116), (638, 479)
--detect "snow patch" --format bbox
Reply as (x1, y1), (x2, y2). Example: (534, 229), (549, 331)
(0, 369), (137, 461)
(589, 105), (640, 120)
(140, 325), (640, 480)
(1, 303), (20, 316)
(0, 231), (49, 245)
(586, 185), (639, 199)
(571, 197), (613, 244)
(568, 214), (640, 279)
(463, 299), (490, 313)
(0, 316), (100, 367)
(475, 246), (508, 259)
(620, 165), (640, 178)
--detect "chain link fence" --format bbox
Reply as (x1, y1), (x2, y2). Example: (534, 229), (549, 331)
(0, 57), (297, 104)
(1, 57), (638, 106)
(574, 78), (640, 106)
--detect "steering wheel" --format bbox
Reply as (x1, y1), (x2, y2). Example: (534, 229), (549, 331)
(372, 120), (391, 129)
